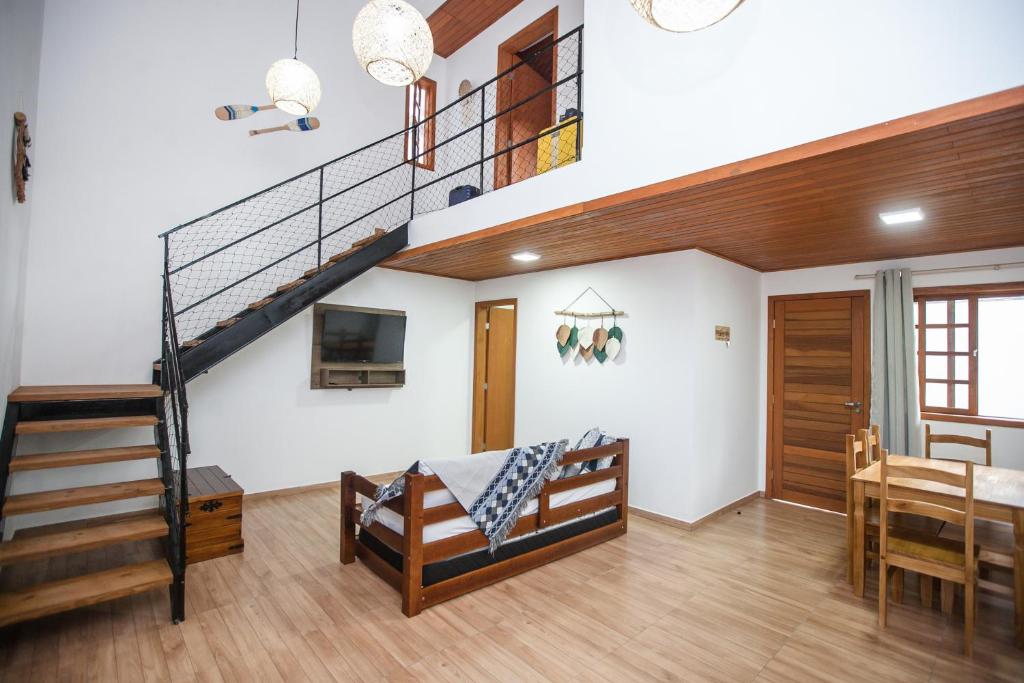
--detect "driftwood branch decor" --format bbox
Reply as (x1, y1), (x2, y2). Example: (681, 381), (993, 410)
(555, 286), (625, 363)
(13, 112), (31, 204)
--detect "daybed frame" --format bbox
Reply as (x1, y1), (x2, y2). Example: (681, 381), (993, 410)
(340, 439), (629, 616)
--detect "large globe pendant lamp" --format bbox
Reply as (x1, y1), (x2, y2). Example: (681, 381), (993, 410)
(353, 0), (433, 87)
(628, 0), (744, 32)
(266, 0), (322, 115)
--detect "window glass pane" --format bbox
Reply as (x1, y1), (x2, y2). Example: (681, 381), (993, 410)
(925, 300), (947, 324)
(954, 355), (969, 380)
(954, 327), (969, 352)
(955, 299), (969, 324)
(925, 355), (947, 380)
(925, 328), (947, 352)
(954, 384), (968, 409)
(978, 296), (1024, 419)
(925, 382), (948, 408)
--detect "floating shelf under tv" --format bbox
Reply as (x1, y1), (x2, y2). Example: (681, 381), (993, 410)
(311, 303), (406, 390)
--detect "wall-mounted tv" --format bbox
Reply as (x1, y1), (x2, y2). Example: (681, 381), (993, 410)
(311, 304), (406, 389)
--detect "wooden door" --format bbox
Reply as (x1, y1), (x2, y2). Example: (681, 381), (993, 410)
(494, 8), (557, 190)
(472, 301), (517, 452)
(767, 292), (870, 512)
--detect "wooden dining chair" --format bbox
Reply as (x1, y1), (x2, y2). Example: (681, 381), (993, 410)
(925, 424), (992, 466)
(878, 449), (978, 656)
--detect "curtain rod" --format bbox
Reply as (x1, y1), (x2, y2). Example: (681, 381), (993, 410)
(852, 261), (1024, 280)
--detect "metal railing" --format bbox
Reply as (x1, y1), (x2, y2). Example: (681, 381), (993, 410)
(155, 24), (582, 621)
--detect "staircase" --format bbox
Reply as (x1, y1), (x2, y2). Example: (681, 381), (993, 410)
(0, 25), (585, 630)
(0, 384), (181, 627)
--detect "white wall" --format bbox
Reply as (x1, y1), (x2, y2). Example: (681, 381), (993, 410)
(0, 0), (44, 416)
(408, 0), (1024, 248)
(475, 249), (760, 523)
(758, 246), (1024, 487)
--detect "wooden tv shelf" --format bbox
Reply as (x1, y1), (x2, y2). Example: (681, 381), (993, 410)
(316, 368), (405, 390)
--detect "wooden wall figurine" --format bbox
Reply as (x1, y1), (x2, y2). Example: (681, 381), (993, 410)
(249, 116), (320, 137)
(13, 112), (31, 204)
(215, 103), (276, 120)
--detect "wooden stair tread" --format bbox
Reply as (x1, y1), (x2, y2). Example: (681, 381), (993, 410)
(8, 384), (162, 403)
(276, 278), (305, 293)
(352, 228), (386, 248)
(0, 559), (172, 628)
(181, 339), (204, 348)
(0, 513), (167, 565)
(3, 479), (166, 516)
(303, 265), (327, 278)
(216, 317), (240, 328)
(248, 297), (275, 311)
(15, 415), (158, 435)
(10, 445), (161, 471)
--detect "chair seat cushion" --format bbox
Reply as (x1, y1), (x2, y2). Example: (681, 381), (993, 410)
(888, 529), (979, 567)
(938, 518), (1013, 569)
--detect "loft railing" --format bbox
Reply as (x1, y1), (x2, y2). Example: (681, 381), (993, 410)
(158, 25), (582, 344)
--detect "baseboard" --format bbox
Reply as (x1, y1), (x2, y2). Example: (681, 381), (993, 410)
(243, 470), (403, 501)
(244, 480), (339, 501)
(629, 490), (764, 532)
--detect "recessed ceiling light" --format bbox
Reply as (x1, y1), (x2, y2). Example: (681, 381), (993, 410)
(879, 208), (924, 225)
(511, 252), (540, 262)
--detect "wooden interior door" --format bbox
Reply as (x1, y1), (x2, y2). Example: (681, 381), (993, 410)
(767, 292), (870, 512)
(472, 300), (517, 452)
(494, 8), (557, 190)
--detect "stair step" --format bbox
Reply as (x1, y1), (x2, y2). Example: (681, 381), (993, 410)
(0, 559), (172, 627)
(303, 264), (327, 278)
(352, 228), (386, 248)
(216, 317), (240, 328)
(249, 296), (275, 311)
(15, 415), (158, 435)
(0, 512), (168, 565)
(181, 339), (203, 349)
(10, 445), (161, 472)
(328, 247), (359, 263)
(3, 479), (166, 516)
(276, 278), (305, 294)
(8, 384), (162, 403)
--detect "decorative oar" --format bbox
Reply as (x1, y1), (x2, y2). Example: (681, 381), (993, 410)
(215, 104), (275, 121)
(249, 117), (320, 136)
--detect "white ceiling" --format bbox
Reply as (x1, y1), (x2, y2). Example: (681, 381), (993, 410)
(407, 0), (447, 17)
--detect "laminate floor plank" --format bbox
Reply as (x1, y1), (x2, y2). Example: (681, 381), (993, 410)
(2, 493), (1022, 681)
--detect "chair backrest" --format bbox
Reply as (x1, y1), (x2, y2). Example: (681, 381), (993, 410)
(845, 426), (881, 480)
(879, 448), (974, 571)
(866, 424), (881, 463)
(924, 424), (992, 466)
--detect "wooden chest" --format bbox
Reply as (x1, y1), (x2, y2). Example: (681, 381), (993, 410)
(184, 466), (244, 564)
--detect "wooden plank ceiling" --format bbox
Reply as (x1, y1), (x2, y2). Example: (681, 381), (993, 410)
(384, 87), (1024, 281)
(428, 0), (526, 58)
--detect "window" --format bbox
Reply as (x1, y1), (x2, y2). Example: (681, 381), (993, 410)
(405, 76), (435, 171)
(914, 283), (1024, 426)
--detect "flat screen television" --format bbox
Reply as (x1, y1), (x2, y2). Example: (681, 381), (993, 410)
(311, 304), (406, 389)
(320, 308), (406, 364)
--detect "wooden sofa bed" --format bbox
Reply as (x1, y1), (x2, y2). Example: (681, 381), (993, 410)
(340, 439), (629, 616)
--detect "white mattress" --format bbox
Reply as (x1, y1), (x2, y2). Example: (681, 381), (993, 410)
(362, 478), (617, 545)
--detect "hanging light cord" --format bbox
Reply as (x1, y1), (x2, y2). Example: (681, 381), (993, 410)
(293, 0), (301, 59)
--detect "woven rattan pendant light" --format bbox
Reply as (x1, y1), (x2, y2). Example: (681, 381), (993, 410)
(265, 0), (321, 115)
(353, 0), (433, 86)
(628, 0), (744, 32)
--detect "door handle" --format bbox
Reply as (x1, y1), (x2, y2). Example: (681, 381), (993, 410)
(844, 401), (863, 413)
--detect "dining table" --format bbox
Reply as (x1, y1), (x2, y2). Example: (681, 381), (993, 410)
(849, 454), (1024, 648)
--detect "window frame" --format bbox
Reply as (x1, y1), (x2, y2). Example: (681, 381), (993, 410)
(913, 281), (1024, 429)
(404, 76), (436, 171)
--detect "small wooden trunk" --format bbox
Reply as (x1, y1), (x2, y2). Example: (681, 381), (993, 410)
(184, 466), (244, 564)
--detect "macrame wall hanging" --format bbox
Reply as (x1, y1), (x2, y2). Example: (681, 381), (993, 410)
(554, 286), (624, 363)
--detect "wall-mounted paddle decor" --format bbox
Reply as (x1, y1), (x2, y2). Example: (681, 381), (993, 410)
(13, 112), (31, 204)
(555, 286), (624, 363)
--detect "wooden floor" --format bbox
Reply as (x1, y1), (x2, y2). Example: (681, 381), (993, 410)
(1, 493), (1021, 681)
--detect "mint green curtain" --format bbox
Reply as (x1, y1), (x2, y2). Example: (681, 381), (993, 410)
(871, 268), (920, 455)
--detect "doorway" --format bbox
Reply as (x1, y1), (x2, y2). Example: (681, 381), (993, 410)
(472, 299), (517, 452)
(494, 8), (558, 190)
(766, 291), (871, 512)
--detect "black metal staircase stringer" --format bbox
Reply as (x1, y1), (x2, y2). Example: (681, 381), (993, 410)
(177, 223), (409, 382)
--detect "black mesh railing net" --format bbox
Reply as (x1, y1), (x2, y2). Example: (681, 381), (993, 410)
(163, 27), (581, 344)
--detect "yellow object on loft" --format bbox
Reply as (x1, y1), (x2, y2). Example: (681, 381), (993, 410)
(536, 116), (582, 175)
